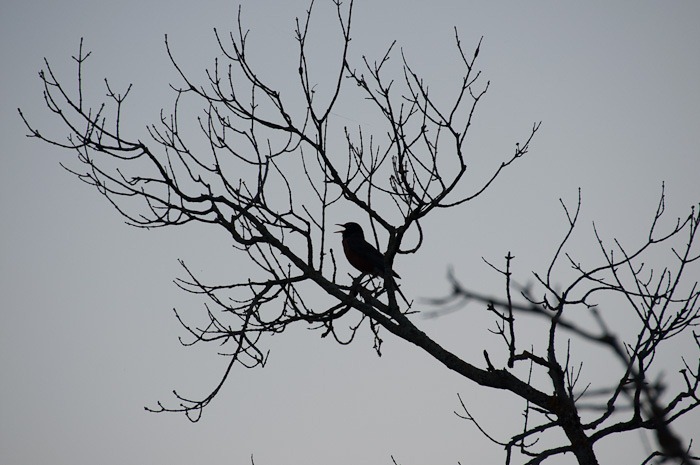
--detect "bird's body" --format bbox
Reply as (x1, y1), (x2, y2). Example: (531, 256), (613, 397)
(336, 222), (400, 279)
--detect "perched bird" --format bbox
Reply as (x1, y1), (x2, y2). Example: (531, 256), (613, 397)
(336, 222), (400, 279)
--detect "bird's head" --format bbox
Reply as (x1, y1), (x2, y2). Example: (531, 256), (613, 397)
(335, 222), (364, 239)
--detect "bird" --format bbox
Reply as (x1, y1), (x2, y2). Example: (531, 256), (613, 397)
(336, 222), (400, 279)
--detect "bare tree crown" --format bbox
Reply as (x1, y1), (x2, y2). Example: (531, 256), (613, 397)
(19, 1), (699, 464)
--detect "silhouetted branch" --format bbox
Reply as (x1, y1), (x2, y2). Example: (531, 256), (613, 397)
(433, 187), (699, 463)
(22, 1), (698, 463)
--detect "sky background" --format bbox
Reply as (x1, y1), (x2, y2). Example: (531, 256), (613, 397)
(2, 1), (699, 464)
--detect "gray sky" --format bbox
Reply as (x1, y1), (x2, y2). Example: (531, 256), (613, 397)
(2, 1), (699, 464)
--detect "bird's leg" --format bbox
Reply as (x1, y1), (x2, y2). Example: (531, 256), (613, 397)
(350, 273), (373, 303)
(350, 274), (364, 295)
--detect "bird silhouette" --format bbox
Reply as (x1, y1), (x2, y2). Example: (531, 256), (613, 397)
(336, 222), (400, 279)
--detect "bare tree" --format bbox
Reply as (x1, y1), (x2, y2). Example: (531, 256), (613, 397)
(19, 1), (699, 464)
(428, 186), (699, 464)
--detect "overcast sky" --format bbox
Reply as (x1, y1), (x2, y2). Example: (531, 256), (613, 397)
(2, 1), (699, 464)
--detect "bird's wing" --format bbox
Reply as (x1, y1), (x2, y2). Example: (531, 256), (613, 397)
(358, 241), (385, 265)
(363, 242), (400, 279)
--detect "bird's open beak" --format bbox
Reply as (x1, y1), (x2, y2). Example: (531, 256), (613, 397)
(335, 223), (346, 233)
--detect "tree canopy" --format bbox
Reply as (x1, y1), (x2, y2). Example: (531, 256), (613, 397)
(20, 1), (699, 464)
